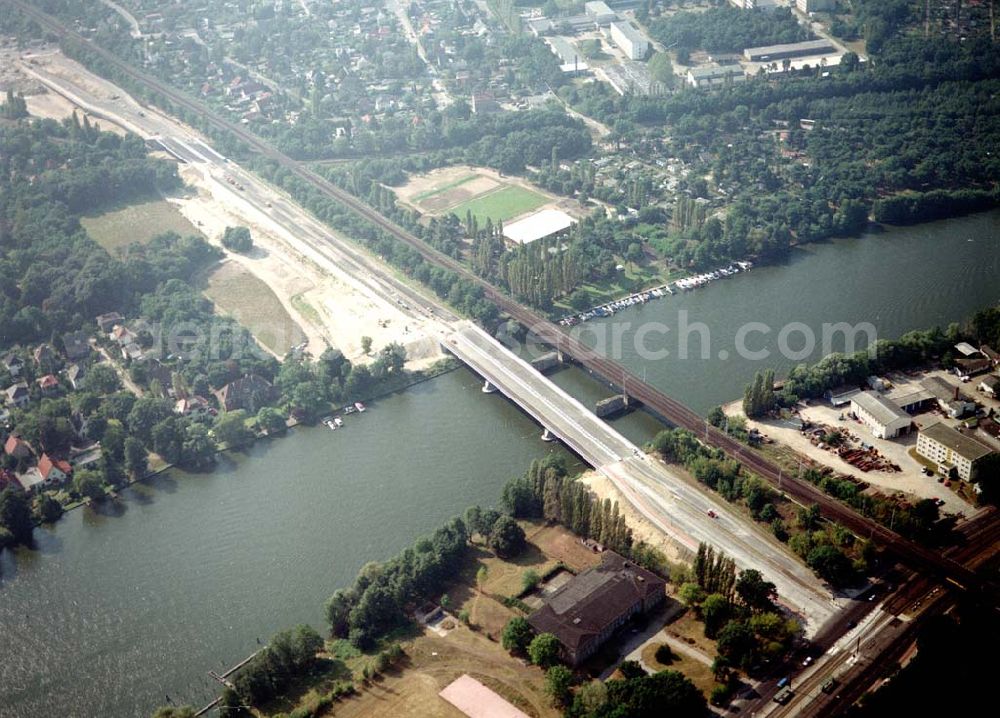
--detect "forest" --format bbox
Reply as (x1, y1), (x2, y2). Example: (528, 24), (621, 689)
(649, 5), (810, 59)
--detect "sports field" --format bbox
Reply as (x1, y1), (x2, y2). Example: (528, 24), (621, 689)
(394, 165), (557, 224)
(448, 185), (548, 225)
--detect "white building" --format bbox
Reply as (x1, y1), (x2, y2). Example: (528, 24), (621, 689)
(850, 390), (912, 439)
(502, 209), (576, 246)
(610, 21), (649, 60)
(686, 65), (747, 88)
(730, 0), (778, 9)
(585, 1), (617, 26)
(796, 0), (837, 12)
(916, 422), (995, 482)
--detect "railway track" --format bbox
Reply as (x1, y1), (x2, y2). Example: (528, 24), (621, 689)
(10, 0), (995, 599)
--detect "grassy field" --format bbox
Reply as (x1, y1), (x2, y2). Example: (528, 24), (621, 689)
(204, 261), (306, 355)
(448, 185), (548, 225)
(640, 642), (717, 697)
(81, 198), (203, 253)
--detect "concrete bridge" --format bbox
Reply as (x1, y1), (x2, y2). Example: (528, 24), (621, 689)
(443, 322), (839, 632)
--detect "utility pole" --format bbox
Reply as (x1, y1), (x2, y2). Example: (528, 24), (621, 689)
(925, 0), (931, 38)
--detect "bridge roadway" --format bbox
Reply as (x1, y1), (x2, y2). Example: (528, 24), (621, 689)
(446, 322), (840, 631)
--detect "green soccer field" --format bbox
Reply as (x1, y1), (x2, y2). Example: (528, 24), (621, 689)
(448, 185), (548, 224)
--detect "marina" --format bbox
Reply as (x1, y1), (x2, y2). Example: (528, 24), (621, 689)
(559, 261), (753, 326)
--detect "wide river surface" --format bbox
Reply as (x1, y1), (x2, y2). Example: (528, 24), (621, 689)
(1, 211), (998, 717)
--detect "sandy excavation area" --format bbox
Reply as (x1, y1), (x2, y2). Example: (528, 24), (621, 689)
(6, 41), (444, 369)
(578, 470), (691, 565)
(172, 164), (443, 367)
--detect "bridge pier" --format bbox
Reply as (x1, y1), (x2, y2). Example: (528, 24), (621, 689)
(481, 379), (498, 394)
(541, 428), (556, 442)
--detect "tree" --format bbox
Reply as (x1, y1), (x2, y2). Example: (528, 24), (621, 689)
(807, 545), (857, 587)
(34, 493), (64, 523)
(702, 594), (731, 638)
(213, 410), (254, 448)
(124, 437), (148, 480)
(734, 569), (777, 613)
(85, 363), (121, 394)
(545, 665), (573, 706)
(487, 515), (526, 558)
(678, 582), (706, 607)
(648, 52), (676, 89)
(476, 566), (489, 592)
(0, 488), (34, 543)
(501, 616), (533, 654)
(360, 336), (373, 354)
(256, 406), (287, 435)
(528, 632), (561, 668)
(74, 470), (106, 502)
(716, 620), (757, 669)
(221, 226), (253, 252)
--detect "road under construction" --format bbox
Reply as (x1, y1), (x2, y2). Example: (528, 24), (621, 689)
(8, 0), (995, 610)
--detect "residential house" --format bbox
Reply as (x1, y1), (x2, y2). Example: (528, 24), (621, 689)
(981, 345), (1000, 367)
(62, 330), (91, 361)
(37, 453), (72, 487)
(921, 376), (977, 418)
(112, 325), (138, 347)
(3, 352), (24, 378)
(5, 382), (30, 409)
(96, 311), (125, 334)
(37, 374), (60, 395)
(33, 343), (58, 373)
(174, 395), (214, 419)
(978, 375), (1000, 399)
(954, 356), (992, 379)
(0, 468), (24, 491)
(66, 364), (85, 391)
(215, 375), (276, 412)
(4, 435), (34, 461)
(527, 551), (665, 666)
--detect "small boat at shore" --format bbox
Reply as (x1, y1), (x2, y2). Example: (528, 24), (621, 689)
(354, 402), (366, 412)
(334, 417), (344, 428)
(324, 418), (338, 431)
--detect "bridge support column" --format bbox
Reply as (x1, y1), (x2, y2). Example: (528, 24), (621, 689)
(541, 428), (556, 442)
(481, 380), (497, 394)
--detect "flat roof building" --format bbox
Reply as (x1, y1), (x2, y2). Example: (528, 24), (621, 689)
(502, 209), (576, 246)
(585, 1), (617, 26)
(797, 0), (837, 12)
(916, 422), (995, 482)
(686, 64), (746, 88)
(921, 376), (978, 418)
(850, 390), (912, 439)
(528, 551), (665, 665)
(744, 39), (836, 62)
(609, 20), (649, 60)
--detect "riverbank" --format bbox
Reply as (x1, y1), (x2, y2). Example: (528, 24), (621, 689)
(26, 358), (461, 528)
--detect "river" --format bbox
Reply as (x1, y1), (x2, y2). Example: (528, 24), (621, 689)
(0, 210), (998, 717)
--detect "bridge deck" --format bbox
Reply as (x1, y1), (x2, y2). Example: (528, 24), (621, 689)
(446, 322), (838, 632)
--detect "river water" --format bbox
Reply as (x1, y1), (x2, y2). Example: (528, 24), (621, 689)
(1, 211), (998, 717)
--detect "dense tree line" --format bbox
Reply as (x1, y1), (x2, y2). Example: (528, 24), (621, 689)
(231, 625), (324, 706)
(501, 456), (633, 555)
(324, 516), (469, 649)
(650, 6), (809, 58)
(566, 666), (706, 718)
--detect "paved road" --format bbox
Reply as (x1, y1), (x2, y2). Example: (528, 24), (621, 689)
(447, 323), (840, 631)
